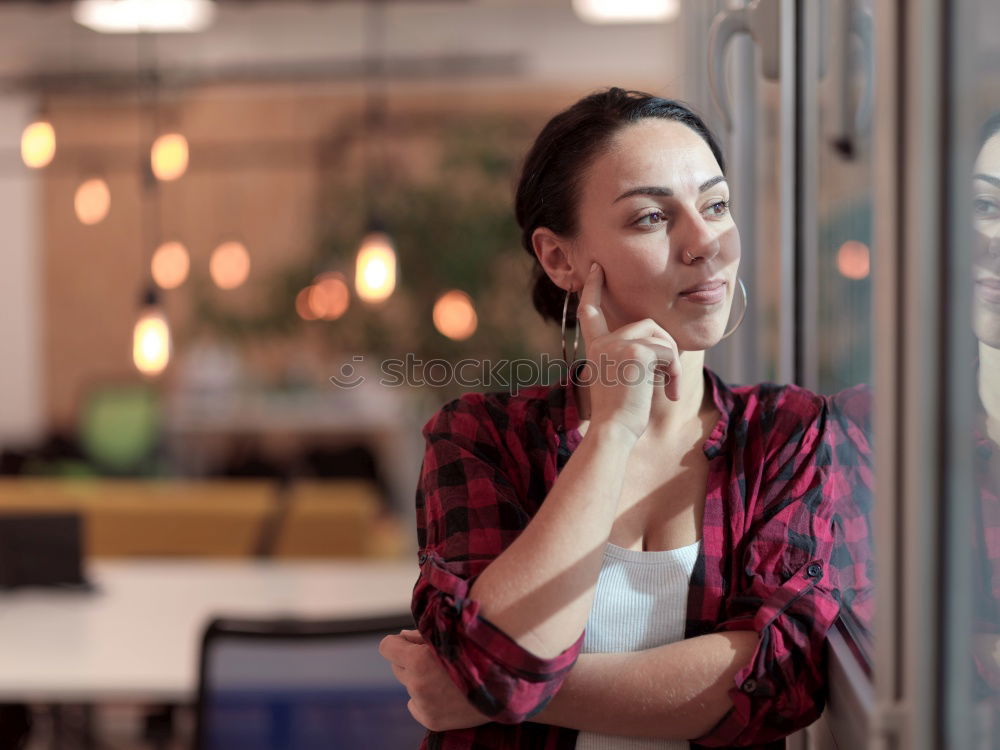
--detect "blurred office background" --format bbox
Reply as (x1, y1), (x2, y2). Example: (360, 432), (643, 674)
(0, 1), (703, 747)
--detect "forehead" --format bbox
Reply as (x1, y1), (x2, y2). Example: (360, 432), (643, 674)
(583, 118), (721, 200)
(976, 132), (1000, 175)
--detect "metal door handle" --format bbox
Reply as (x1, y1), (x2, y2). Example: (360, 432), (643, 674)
(708, 0), (782, 132)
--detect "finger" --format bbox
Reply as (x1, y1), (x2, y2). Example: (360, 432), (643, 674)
(407, 698), (429, 729)
(378, 634), (417, 665)
(576, 262), (609, 346)
(612, 318), (677, 348)
(390, 661), (410, 687)
(400, 629), (425, 644)
(638, 340), (682, 401)
(654, 349), (683, 402)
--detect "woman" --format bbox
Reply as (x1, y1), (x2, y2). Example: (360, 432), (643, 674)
(380, 88), (871, 749)
(971, 111), (1000, 707)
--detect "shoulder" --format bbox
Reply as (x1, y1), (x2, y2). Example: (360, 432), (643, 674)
(421, 383), (559, 445)
(727, 380), (829, 449)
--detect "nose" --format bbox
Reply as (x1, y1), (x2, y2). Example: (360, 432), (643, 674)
(674, 207), (720, 263)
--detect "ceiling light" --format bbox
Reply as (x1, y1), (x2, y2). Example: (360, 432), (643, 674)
(72, 0), (217, 34)
(572, 0), (680, 24)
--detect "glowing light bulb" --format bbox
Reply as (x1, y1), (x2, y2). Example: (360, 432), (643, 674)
(572, 0), (680, 24)
(21, 121), (56, 168)
(433, 290), (478, 341)
(74, 178), (111, 225)
(210, 241), (251, 290)
(133, 302), (171, 376)
(151, 133), (189, 181)
(151, 241), (190, 289)
(836, 240), (871, 280)
(73, 0), (217, 33)
(355, 231), (397, 303)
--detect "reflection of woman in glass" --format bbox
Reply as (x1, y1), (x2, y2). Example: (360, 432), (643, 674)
(380, 88), (871, 749)
(974, 113), (1000, 440)
(972, 112), (1000, 712)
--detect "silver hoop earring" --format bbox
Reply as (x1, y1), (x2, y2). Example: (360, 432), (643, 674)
(720, 277), (748, 340)
(561, 287), (580, 368)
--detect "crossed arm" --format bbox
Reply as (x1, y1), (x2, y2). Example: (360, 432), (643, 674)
(380, 627), (758, 738)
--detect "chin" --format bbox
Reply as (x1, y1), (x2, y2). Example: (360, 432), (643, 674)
(674, 323), (729, 353)
(974, 305), (1000, 349)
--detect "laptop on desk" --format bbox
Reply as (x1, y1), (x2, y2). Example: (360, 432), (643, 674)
(0, 513), (93, 591)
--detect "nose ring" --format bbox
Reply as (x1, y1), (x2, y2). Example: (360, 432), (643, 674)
(685, 250), (701, 264)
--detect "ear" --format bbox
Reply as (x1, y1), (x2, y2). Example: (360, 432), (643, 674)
(531, 227), (579, 292)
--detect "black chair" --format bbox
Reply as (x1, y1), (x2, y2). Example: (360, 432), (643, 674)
(194, 613), (426, 750)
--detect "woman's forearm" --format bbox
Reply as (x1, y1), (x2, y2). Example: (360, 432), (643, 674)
(468, 421), (637, 659)
(533, 631), (759, 739)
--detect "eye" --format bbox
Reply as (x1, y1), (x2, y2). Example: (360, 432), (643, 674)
(634, 210), (668, 228)
(704, 200), (731, 218)
(974, 196), (1000, 220)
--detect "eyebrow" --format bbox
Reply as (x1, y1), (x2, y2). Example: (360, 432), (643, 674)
(974, 173), (1000, 189)
(613, 176), (728, 203)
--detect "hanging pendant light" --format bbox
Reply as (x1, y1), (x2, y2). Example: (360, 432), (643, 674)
(132, 34), (172, 377)
(133, 286), (172, 376)
(353, 0), (397, 305)
(21, 119), (56, 169)
(150, 132), (189, 181)
(355, 221), (396, 304)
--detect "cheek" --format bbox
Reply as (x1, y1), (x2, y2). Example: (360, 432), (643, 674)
(719, 223), (742, 263)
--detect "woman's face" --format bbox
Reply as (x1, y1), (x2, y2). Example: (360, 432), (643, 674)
(565, 118), (741, 352)
(974, 131), (1000, 348)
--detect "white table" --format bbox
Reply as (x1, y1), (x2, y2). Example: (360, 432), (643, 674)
(0, 559), (418, 704)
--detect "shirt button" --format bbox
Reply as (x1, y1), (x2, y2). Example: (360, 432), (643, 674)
(741, 678), (757, 694)
(807, 563), (823, 579)
(418, 553), (428, 564)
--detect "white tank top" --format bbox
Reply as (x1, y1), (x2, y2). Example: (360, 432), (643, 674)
(575, 540), (700, 750)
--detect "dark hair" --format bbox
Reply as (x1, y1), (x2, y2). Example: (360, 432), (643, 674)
(514, 87), (726, 326)
(980, 110), (1000, 150)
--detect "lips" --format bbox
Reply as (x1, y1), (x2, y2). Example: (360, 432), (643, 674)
(680, 279), (726, 295)
(679, 279), (727, 305)
(976, 277), (1000, 305)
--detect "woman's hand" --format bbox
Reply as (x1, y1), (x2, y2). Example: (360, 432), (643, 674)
(576, 262), (681, 440)
(379, 629), (492, 732)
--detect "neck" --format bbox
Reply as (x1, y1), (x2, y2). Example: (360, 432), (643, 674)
(980, 340), (1000, 444)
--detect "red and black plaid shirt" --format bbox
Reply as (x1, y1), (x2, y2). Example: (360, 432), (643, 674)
(412, 367), (873, 749)
(973, 399), (1000, 697)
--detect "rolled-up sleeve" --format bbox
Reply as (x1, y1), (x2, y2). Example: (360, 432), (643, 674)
(694, 393), (868, 747)
(411, 395), (582, 724)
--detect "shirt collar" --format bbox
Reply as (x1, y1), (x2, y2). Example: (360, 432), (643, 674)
(548, 362), (735, 459)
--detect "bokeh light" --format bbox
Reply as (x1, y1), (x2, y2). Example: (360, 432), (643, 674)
(133, 308), (171, 376)
(308, 273), (350, 320)
(836, 240), (871, 280)
(296, 287), (319, 321)
(74, 178), (111, 225)
(151, 133), (189, 181)
(355, 231), (397, 303)
(433, 290), (478, 341)
(21, 121), (56, 169)
(151, 241), (190, 289)
(209, 241), (251, 290)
